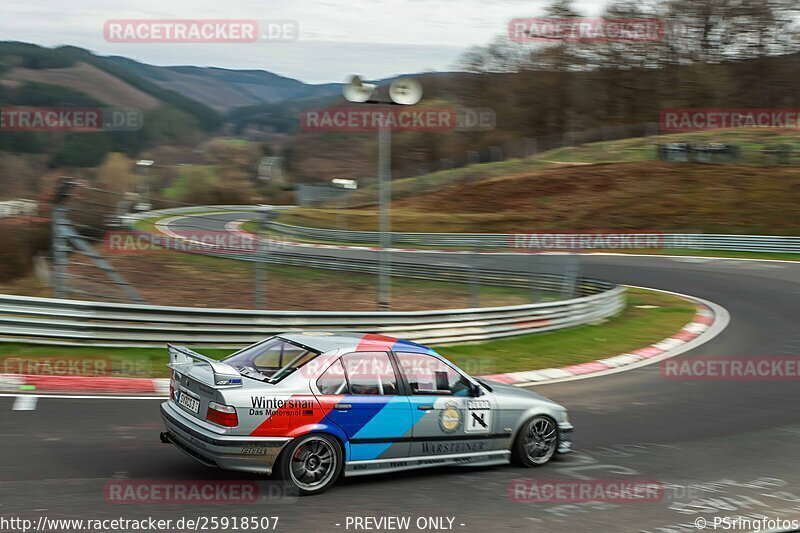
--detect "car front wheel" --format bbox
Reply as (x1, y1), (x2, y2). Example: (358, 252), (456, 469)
(275, 433), (343, 496)
(511, 415), (558, 467)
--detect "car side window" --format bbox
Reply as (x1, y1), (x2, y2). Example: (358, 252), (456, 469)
(396, 352), (471, 396)
(316, 359), (349, 395)
(341, 352), (398, 395)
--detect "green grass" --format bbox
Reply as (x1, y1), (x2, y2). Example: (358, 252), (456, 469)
(0, 288), (694, 379)
(433, 287), (696, 374)
(218, 138), (250, 147)
(162, 165), (218, 199)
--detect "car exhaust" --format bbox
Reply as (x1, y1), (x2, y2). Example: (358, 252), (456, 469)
(159, 431), (171, 444)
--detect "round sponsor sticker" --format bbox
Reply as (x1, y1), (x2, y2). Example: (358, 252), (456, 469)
(439, 401), (463, 433)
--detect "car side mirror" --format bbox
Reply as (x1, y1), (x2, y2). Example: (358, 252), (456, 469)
(469, 381), (484, 397)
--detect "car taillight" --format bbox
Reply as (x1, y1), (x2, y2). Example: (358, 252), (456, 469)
(206, 402), (238, 427)
(170, 370), (175, 400)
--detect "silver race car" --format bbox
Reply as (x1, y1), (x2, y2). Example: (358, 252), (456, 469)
(160, 332), (573, 495)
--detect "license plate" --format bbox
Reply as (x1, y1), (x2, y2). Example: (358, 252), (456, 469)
(177, 391), (200, 414)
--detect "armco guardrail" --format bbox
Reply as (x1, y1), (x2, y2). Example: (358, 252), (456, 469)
(133, 206), (800, 254)
(267, 222), (800, 254)
(0, 284), (624, 347)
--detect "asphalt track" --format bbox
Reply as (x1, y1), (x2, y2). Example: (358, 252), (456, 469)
(2, 212), (800, 533)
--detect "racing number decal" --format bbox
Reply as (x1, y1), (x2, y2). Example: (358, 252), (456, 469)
(465, 400), (491, 434)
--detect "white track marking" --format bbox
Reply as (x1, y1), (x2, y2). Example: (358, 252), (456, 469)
(12, 395), (38, 410)
(1, 393), (165, 401)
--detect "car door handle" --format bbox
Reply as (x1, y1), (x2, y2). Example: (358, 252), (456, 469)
(417, 404), (434, 411)
(334, 403), (352, 410)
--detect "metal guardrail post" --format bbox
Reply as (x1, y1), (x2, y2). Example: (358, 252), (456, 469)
(51, 205), (70, 299)
(437, 261), (481, 308)
(254, 238), (267, 310)
(560, 255), (581, 300)
(51, 178), (75, 299)
(254, 206), (278, 309)
(467, 263), (480, 309)
(528, 252), (538, 303)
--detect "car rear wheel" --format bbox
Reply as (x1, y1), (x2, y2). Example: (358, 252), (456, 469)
(276, 434), (342, 496)
(511, 415), (558, 467)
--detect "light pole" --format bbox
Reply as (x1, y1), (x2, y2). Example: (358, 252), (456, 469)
(341, 75), (422, 310)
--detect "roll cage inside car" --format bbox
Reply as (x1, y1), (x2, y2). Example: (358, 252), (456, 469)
(222, 336), (321, 382)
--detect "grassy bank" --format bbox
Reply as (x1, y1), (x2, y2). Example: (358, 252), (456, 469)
(435, 287), (696, 373)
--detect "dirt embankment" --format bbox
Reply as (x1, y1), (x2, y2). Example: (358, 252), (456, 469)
(389, 162), (800, 234)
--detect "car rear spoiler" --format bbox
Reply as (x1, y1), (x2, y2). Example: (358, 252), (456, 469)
(167, 344), (243, 388)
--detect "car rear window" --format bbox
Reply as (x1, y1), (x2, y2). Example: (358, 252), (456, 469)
(223, 336), (319, 381)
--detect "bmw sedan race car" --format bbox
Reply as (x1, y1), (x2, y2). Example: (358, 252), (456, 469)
(159, 332), (573, 495)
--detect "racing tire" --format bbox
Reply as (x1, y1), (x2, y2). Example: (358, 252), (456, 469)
(511, 415), (558, 467)
(275, 433), (343, 496)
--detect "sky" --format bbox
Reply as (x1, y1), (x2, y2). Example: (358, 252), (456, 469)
(1, 0), (608, 83)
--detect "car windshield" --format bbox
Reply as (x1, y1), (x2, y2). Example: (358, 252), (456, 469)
(222, 337), (319, 382)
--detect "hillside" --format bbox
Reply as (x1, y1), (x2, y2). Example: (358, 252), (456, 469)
(280, 130), (800, 235)
(0, 43), (220, 129)
(105, 57), (341, 112)
(0, 42), (223, 166)
(4, 62), (160, 110)
(283, 161), (800, 235)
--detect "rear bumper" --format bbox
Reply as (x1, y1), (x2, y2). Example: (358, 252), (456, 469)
(557, 422), (573, 454)
(160, 402), (291, 475)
